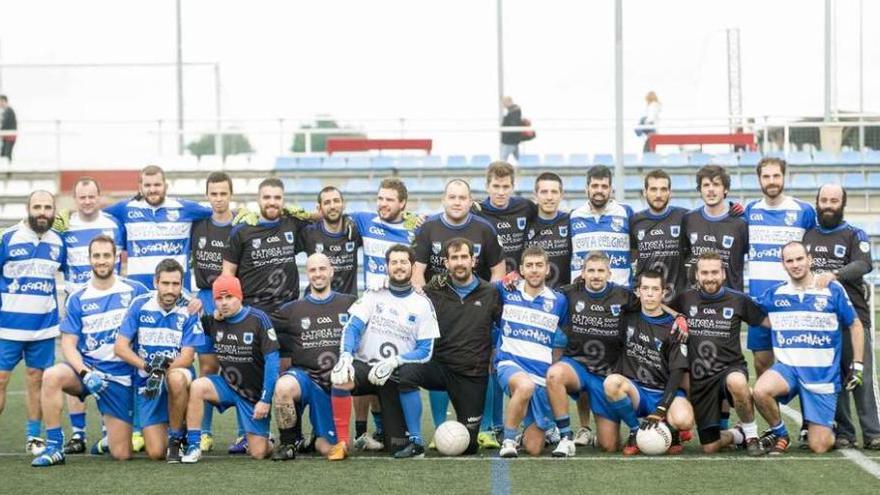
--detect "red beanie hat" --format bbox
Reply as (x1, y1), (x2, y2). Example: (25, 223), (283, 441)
(212, 275), (243, 301)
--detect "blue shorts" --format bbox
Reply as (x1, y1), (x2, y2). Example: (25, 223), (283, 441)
(64, 363), (134, 424)
(746, 325), (773, 352)
(0, 337), (55, 371)
(196, 290), (216, 354)
(770, 362), (838, 428)
(603, 380), (686, 422)
(558, 357), (614, 420)
(285, 368), (337, 444)
(496, 362), (554, 431)
(137, 368), (194, 428)
(206, 375), (270, 437)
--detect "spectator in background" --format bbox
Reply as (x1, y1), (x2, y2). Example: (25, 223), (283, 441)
(635, 91), (661, 152)
(500, 96), (522, 161)
(0, 95), (17, 161)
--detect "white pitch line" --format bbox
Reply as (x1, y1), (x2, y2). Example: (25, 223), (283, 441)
(779, 403), (880, 480)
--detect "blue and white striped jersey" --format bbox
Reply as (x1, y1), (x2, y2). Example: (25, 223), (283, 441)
(60, 277), (149, 385)
(494, 280), (568, 386)
(569, 200), (634, 286)
(745, 196), (816, 298)
(350, 212), (415, 290)
(62, 211), (125, 294)
(0, 222), (66, 341)
(104, 198), (211, 290)
(758, 281), (856, 393)
(118, 292), (206, 386)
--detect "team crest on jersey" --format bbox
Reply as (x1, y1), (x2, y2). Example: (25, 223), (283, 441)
(834, 245), (846, 258)
(813, 297), (828, 312)
(432, 242), (441, 254)
(85, 335), (98, 351)
(784, 211), (797, 226)
(543, 299), (554, 312)
(575, 300), (585, 313)
(285, 232), (294, 244)
(559, 225), (568, 237)
(176, 314), (186, 330)
(611, 217), (624, 232)
(722, 307), (734, 319)
(167, 209), (180, 222)
(345, 241), (356, 253)
(689, 305), (698, 317)
(198, 237), (207, 249)
(722, 235), (734, 249)
(670, 225), (680, 237)
(626, 326), (635, 341)
(407, 314), (417, 324)
(654, 338), (663, 351)
(610, 304), (621, 316)
(301, 317), (311, 330)
(527, 228), (535, 240)
(517, 217), (527, 230)
(252, 238), (262, 249)
(243, 332), (254, 345)
(690, 233), (698, 245)
(215, 330), (224, 343)
(49, 246), (60, 261)
(339, 313), (349, 325)
(474, 244), (482, 256)
(860, 241), (870, 253)
(315, 243), (324, 253)
(637, 230), (645, 241)
(120, 292), (132, 308)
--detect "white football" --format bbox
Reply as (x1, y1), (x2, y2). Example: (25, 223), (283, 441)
(636, 423), (672, 455)
(433, 421), (470, 456)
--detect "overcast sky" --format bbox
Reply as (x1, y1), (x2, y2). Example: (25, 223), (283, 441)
(1, 0), (877, 162)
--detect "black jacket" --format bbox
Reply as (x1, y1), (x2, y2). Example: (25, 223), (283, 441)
(501, 105), (522, 145)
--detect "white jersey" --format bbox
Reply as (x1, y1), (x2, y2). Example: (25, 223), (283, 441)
(347, 288), (439, 364)
(63, 211), (125, 294)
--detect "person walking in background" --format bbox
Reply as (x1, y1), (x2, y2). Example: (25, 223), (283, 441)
(636, 91), (661, 152)
(0, 95), (17, 161)
(500, 96), (523, 161)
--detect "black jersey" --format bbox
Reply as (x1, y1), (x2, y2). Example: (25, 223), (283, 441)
(526, 211), (572, 288)
(618, 312), (688, 391)
(561, 281), (638, 376)
(474, 196), (538, 274)
(191, 218), (232, 290)
(299, 222), (362, 296)
(804, 222), (873, 322)
(413, 214), (504, 282)
(273, 292), (356, 390)
(680, 208), (749, 291)
(671, 288), (766, 383)
(224, 217), (307, 313)
(630, 207), (688, 300)
(207, 306), (280, 403)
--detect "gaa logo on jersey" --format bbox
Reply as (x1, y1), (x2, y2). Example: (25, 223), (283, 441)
(611, 217), (624, 232)
(784, 211), (797, 226)
(285, 232), (294, 244)
(559, 225), (568, 237)
(243, 332), (254, 345)
(345, 241), (356, 253)
(834, 245), (846, 258)
(517, 217), (527, 230)
(722, 307), (734, 319)
(543, 299), (554, 312)
(689, 305), (698, 317)
(670, 225), (680, 237)
(813, 296), (828, 312)
(637, 230), (645, 241)
(722, 235), (734, 249)
(432, 242), (441, 254)
(690, 233), (698, 245)
(252, 238), (262, 249)
(301, 317), (311, 330)
(610, 304), (621, 316)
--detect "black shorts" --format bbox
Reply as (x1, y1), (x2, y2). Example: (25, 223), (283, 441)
(690, 364), (748, 445)
(350, 360), (407, 452)
(398, 360), (488, 454)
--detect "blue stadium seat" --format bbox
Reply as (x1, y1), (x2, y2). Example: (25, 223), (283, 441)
(422, 156), (443, 168)
(324, 156), (348, 169)
(624, 175), (642, 192)
(568, 154), (590, 166)
(842, 173), (864, 189)
(298, 156), (323, 169)
(346, 157), (371, 169)
(543, 154), (566, 167)
(739, 152), (762, 167)
(516, 176), (537, 193)
(624, 154), (639, 166)
(446, 155), (468, 168)
(395, 156), (420, 169)
(812, 151), (838, 166)
(346, 200), (370, 212)
(670, 175), (691, 191)
(690, 153), (712, 166)
(274, 156), (297, 170)
(786, 151), (812, 166)
(789, 173), (817, 190)
(471, 155), (492, 167)
(641, 153), (662, 167)
(285, 178), (322, 194)
(412, 177), (446, 194)
(518, 154), (541, 168)
(710, 153), (739, 166)
(669, 197), (692, 210)
(565, 175), (587, 192)
(468, 177), (485, 193)
(868, 173), (880, 189)
(342, 178), (374, 192)
(593, 154), (614, 166)
(742, 175), (759, 190)
(815, 173), (841, 186)
(840, 150), (862, 165)
(865, 150), (880, 165)
(371, 156), (395, 169)
(730, 174), (742, 190)
(665, 153), (689, 167)
(867, 220), (880, 236)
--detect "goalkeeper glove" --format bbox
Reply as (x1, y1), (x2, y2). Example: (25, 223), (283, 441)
(81, 369), (108, 400)
(846, 362), (864, 391)
(671, 314), (689, 343)
(330, 352), (355, 386)
(52, 208), (71, 232)
(144, 355), (172, 376)
(283, 206), (313, 221)
(426, 272), (449, 290)
(232, 207), (259, 226)
(501, 271), (520, 291)
(641, 406), (667, 429)
(368, 356), (401, 386)
(144, 372), (165, 399)
(728, 201), (744, 217)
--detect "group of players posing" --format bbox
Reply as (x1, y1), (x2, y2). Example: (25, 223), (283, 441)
(0, 156), (877, 466)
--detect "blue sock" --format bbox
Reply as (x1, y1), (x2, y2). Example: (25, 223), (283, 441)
(169, 428), (184, 441)
(555, 415), (573, 439)
(480, 382), (496, 431)
(609, 397), (639, 431)
(400, 390), (424, 445)
(46, 427), (64, 450)
(70, 412), (87, 436)
(503, 427), (518, 442)
(719, 411), (730, 430)
(201, 402), (214, 434)
(491, 376), (503, 428)
(771, 421), (789, 438)
(238, 426), (245, 437)
(187, 429), (201, 448)
(372, 410), (384, 435)
(27, 419), (41, 438)
(429, 391), (449, 427)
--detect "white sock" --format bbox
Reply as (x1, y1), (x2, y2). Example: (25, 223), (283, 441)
(729, 427), (745, 445)
(741, 421), (758, 439)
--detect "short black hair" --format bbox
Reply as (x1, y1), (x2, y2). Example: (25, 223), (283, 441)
(258, 177), (284, 192)
(695, 165), (730, 193)
(154, 258), (185, 281)
(205, 171), (233, 194)
(385, 243), (416, 264)
(587, 165), (613, 186)
(88, 234), (117, 257)
(637, 268), (664, 287)
(534, 172), (563, 191)
(317, 186), (343, 204)
(444, 237), (474, 258)
(643, 169), (671, 190)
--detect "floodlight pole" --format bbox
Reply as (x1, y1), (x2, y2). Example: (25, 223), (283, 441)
(176, 0), (185, 154)
(496, 0), (505, 146)
(214, 63), (223, 158)
(823, 0), (833, 122)
(614, 0), (624, 202)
